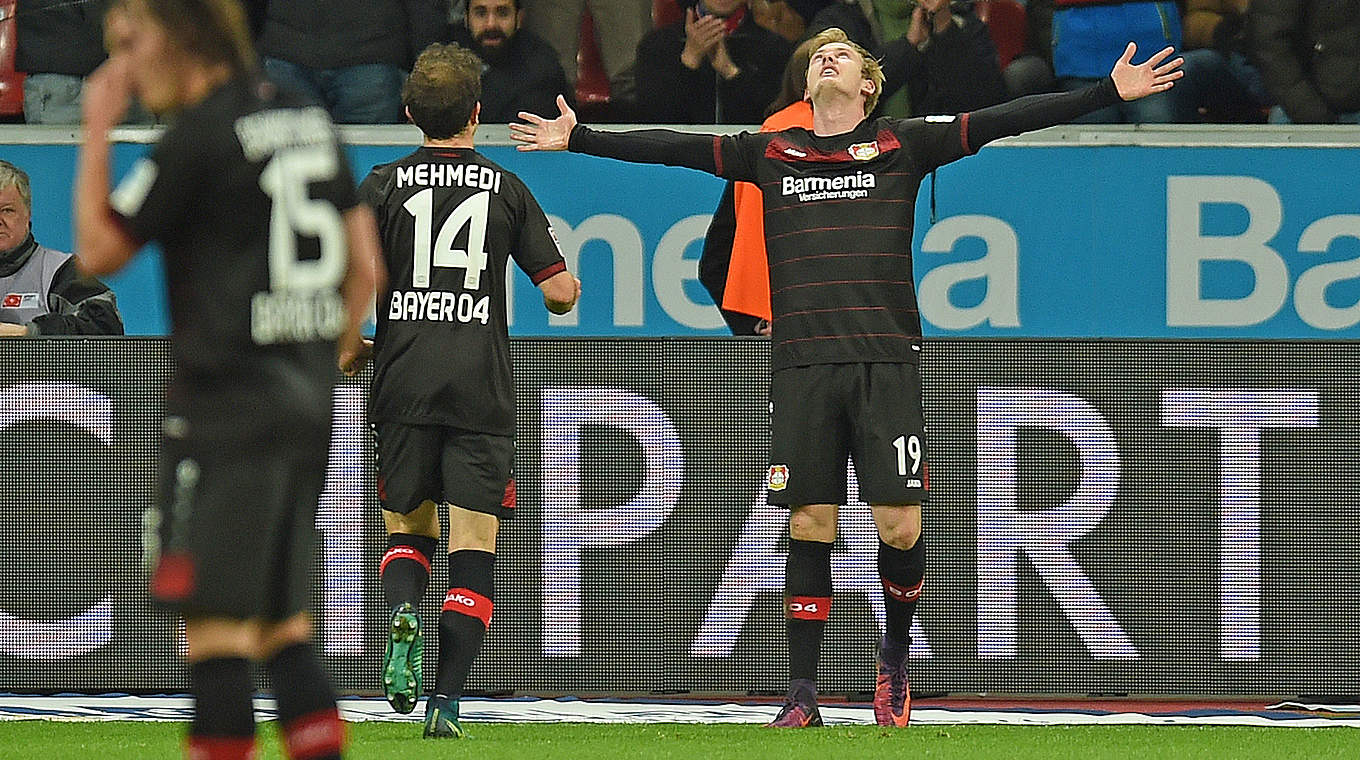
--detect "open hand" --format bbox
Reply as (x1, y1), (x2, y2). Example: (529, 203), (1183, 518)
(511, 95), (577, 152)
(1110, 42), (1184, 101)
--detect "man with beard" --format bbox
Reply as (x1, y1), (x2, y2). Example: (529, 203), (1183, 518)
(449, 0), (573, 123)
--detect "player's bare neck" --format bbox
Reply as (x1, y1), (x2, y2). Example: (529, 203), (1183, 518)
(811, 95), (866, 138)
(424, 121), (477, 150)
(424, 135), (475, 149)
(180, 63), (234, 110)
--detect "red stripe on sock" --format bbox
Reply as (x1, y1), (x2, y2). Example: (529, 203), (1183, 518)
(380, 545), (431, 574)
(443, 587), (493, 628)
(186, 735), (256, 760)
(786, 595), (831, 621)
(282, 707), (345, 760)
(882, 578), (923, 602)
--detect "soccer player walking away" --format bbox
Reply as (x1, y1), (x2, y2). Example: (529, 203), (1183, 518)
(350, 44), (579, 738)
(74, 1), (381, 758)
(512, 27), (1181, 728)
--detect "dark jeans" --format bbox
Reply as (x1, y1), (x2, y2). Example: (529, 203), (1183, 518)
(263, 58), (405, 124)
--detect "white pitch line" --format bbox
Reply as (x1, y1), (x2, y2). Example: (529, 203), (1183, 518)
(0, 696), (1357, 728)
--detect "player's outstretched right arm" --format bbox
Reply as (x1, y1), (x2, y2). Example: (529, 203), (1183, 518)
(511, 95), (729, 176)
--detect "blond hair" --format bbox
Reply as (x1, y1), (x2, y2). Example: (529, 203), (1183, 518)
(109, 0), (258, 75)
(806, 27), (884, 114)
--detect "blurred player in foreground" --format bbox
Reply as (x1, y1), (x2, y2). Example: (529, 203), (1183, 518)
(512, 27), (1181, 728)
(74, 1), (380, 757)
(352, 43), (579, 738)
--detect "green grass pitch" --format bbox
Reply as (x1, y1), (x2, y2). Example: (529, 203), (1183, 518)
(0, 721), (1356, 759)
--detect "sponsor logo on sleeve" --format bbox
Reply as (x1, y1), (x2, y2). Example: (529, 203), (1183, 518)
(2, 293), (39, 309)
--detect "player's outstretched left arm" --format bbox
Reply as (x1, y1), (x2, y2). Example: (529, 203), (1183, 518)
(540, 271), (581, 315)
(1110, 42), (1184, 101)
(962, 42), (1184, 152)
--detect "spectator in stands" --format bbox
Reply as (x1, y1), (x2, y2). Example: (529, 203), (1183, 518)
(749, 0), (808, 42)
(1179, 0), (1268, 122)
(449, 0), (573, 122)
(789, 0), (878, 49)
(0, 161), (122, 336)
(15, 0), (108, 124)
(1002, 0), (1059, 98)
(1050, 0), (1195, 122)
(523, 0), (651, 106)
(1249, 0), (1360, 124)
(635, 0), (793, 124)
(256, 0), (446, 123)
(877, 0), (1007, 117)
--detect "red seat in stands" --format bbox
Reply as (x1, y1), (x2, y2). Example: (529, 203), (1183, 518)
(653, 0), (683, 27)
(575, 10), (611, 114)
(976, 0), (1028, 69)
(0, 0), (25, 118)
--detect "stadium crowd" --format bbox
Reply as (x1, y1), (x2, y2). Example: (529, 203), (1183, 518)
(8, 0), (1360, 128)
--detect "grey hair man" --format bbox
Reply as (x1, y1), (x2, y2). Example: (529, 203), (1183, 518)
(0, 160), (123, 336)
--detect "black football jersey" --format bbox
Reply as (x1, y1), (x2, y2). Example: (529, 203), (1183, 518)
(567, 80), (1123, 371)
(359, 146), (566, 435)
(110, 77), (357, 442)
(714, 116), (966, 370)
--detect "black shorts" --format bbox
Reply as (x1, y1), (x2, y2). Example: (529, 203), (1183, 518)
(373, 422), (516, 519)
(767, 362), (928, 506)
(148, 430), (329, 620)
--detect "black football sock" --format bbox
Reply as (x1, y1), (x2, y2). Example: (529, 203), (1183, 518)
(380, 533), (437, 609)
(878, 537), (924, 663)
(785, 538), (833, 690)
(435, 550), (495, 700)
(188, 656), (256, 760)
(266, 643), (344, 760)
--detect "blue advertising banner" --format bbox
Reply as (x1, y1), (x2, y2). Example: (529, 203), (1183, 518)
(5, 131), (1359, 337)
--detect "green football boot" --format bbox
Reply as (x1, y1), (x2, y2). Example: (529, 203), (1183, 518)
(423, 694), (464, 738)
(382, 602), (422, 714)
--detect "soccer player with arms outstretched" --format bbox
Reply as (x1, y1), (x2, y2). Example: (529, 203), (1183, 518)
(351, 43), (579, 738)
(75, 1), (381, 758)
(512, 27), (1181, 727)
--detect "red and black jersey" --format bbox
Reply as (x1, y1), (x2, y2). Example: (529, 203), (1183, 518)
(568, 79), (1122, 370)
(715, 117), (968, 368)
(110, 76), (357, 443)
(359, 146), (566, 435)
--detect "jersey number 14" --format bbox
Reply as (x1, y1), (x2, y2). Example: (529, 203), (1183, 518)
(403, 189), (490, 290)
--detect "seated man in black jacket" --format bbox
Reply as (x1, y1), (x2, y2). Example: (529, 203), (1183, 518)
(0, 161), (122, 336)
(449, 0), (575, 122)
(635, 0), (794, 124)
